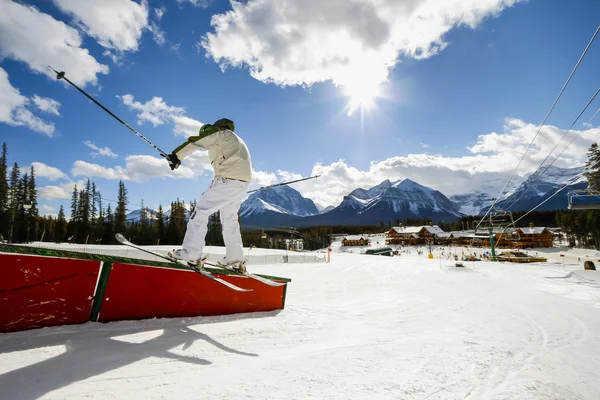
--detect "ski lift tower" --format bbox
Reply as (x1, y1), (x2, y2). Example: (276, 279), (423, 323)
(474, 200), (519, 260)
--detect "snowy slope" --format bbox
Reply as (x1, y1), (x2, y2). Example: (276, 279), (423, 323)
(2, 250), (600, 399)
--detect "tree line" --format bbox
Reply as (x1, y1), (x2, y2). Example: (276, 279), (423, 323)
(2, 142), (600, 249)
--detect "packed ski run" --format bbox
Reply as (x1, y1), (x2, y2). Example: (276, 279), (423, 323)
(2, 1), (600, 400)
(1, 243), (600, 399)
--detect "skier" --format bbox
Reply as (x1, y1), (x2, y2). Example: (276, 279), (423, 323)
(165, 118), (252, 272)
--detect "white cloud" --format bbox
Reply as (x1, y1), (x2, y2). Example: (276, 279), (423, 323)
(71, 151), (211, 182)
(53, 0), (149, 53)
(83, 141), (118, 158)
(32, 95), (61, 116)
(201, 0), (519, 88)
(421, 143), (430, 148)
(39, 185), (71, 200)
(0, 0), (108, 87)
(31, 162), (68, 181)
(177, 0), (212, 8)
(149, 6), (167, 46)
(149, 21), (166, 46)
(265, 118), (599, 206)
(172, 115), (203, 137)
(119, 94), (184, 126)
(250, 170), (277, 188)
(40, 204), (55, 213)
(38, 180), (86, 200)
(118, 94), (203, 136)
(155, 7), (166, 20)
(0, 68), (56, 136)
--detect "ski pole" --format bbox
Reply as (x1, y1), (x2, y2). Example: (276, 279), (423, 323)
(49, 67), (169, 158)
(247, 175), (320, 193)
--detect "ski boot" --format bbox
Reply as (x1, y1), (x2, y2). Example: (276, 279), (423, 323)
(169, 249), (205, 270)
(228, 260), (247, 274)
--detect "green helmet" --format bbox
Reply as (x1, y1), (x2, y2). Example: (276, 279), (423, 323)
(199, 118), (234, 136)
(213, 118), (235, 131)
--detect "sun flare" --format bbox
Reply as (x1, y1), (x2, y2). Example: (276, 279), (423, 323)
(344, 81), (382, 117)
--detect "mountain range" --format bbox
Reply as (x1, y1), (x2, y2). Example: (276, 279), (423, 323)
(126, 166), (587, 227)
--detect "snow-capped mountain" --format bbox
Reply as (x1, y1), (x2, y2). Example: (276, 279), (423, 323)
(450, 192), (493, 216)
(315, 203), (336, 214)
(319, 205), (335, 214)
(126, 206), (191, 222)
(240, 185), (320, 226)
(292, 179), (463, 227)
(450, 166), (587, 215)
(126, 208), (157, 222)
(494, 166), (586, 212)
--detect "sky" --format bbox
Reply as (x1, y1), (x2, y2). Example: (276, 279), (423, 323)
(1, 0), (599, 216)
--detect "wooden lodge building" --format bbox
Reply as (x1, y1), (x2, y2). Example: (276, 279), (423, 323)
(385, 223), (554, 248)
(385, 224), (449, 245)
(341, 235), (370, 246)
(513, 226), (553, 248)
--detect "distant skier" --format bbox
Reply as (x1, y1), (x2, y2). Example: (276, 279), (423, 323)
(165, 118), (252, 272)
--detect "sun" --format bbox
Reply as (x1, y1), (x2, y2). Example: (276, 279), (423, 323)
(344, 81), (382, 117)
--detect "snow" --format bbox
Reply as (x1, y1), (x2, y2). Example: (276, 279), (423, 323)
(343, 235), (367, 241)
(349, 195), (371, 205)
(257, 198), (286, 214)
(241, 185), (319, 217)
(518, 227), (548, 235)
(23, 242), (326, 265)
(2, 244), (600, 399)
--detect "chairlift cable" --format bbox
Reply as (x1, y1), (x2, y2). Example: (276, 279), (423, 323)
(503, 87), (600, 210)
(512, 160), (600, 225)
(474, 24), (599, 231)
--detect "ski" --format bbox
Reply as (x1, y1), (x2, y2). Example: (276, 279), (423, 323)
(207, 260), (286, 287)
(114, 234), (252, 292)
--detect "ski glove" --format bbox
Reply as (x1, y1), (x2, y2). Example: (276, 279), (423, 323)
(165, 153), (181, 170)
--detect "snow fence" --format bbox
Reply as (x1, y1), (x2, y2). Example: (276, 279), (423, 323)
(25, 242), (327, 265)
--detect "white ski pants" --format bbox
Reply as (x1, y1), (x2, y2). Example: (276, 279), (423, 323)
(182, 177), (249, 262)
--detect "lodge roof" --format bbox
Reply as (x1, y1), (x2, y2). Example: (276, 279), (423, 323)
(343, 235), (367, 241)
(390, 225), (446, 235)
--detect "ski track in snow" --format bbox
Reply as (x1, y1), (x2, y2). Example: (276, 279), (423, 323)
(1, 251), (600, 399)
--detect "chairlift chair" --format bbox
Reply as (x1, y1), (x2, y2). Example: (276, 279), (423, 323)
(567, 189), (600, 210)
(474, 202), (520, 244)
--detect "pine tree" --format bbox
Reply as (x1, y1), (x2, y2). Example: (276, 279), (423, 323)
(95, 190), (103, 222)
(103, 203), (115, 244)
(28, 165), (38, 216)
(78, 189), (90, 241)
(8, 162), (20, 215)
(91, 182), (97, 226)
(139, 199), (150, 244)
(27, 165), (39, 241)
(0, 143), (8, 239)
(114, 181), (128, 234)
(70, 185), (79, 222)
(68, 185), (79, 242)
(54, 205), (67, 242)
(155, 204), (165, 244)
(17, 173), (29, 242)
(585, 143), (600, 190)
(166, 199), (186, 244)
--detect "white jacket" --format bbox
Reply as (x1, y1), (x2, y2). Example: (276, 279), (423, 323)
(173, 129), (252, 182)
